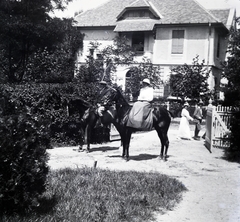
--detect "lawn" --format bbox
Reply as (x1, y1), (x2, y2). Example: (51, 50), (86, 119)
(1, 167), (187, 222)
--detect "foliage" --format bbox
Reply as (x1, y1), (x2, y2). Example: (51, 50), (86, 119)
(0, 167), (187, 221)
(0, 111), (49, 213)
(100, 35), (136, 68)
(125, 58), (163, 101)
(75, 36), (136, 85)
(169, 56), (210, 102)
(222, 18), (240, 162)
(75, 37), (163, 101)
(0, 0), (82, 83)
(0, 83), (89, 146)
(74, 36), (135, 103)
(25, 19), (83, 83)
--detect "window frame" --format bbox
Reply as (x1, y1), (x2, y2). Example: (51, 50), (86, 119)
(171, 30), (185, 54)
(132, 32), (145, 54)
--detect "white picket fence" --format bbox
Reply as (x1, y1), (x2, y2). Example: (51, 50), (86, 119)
(205, 105), (232, 151)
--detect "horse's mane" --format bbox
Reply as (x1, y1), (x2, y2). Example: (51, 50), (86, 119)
(115, 88), (130, 107)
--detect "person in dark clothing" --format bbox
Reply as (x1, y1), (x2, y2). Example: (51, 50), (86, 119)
(96, 81), (117, 116)
(193, 100), (203, 140)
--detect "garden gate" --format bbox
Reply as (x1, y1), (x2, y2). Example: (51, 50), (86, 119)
(205, 105), (232, 151)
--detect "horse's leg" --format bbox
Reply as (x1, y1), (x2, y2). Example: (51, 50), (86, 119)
(120, 130), (126, 158)
(163, 132), (169, 160)
(121, 139), (126, 158)
(123, 127), (132, 161)
(85, 125), (91, 152)
(85, 114), (98, 152)
(155, 127), (168, 160)
(78, 126), (85, 151)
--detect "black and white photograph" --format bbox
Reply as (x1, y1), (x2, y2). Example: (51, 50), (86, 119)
(1, 0), (240, 221)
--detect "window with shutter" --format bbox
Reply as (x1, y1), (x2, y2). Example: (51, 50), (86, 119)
(171, 30), (184, 54)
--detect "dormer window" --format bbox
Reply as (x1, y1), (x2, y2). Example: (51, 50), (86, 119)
(116, 0), (161, 22)
(123, 9), (153, 19)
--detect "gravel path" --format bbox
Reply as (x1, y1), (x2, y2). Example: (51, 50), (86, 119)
(47, 123), (240, 222)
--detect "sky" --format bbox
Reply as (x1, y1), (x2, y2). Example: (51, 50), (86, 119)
(53, 0), (240, 18)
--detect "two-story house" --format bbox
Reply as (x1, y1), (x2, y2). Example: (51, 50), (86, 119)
(74, 0), (236, 99)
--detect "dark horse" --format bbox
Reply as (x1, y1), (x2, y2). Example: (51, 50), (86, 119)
(80, 89), (172, 161)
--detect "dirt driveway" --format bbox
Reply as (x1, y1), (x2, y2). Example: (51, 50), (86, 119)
(47, 122), (240, 222)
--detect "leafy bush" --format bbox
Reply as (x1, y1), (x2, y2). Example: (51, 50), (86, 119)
(0, 112), (49, 213)
(222, 18), (240, 162)
(0, 82), (110, 147)
(169, 56), (210, 101)
(224, 110), (240, 162)
(0, 83), (85, 146)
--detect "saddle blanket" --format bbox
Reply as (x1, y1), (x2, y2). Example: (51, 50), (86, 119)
(126, 101), (153, 130)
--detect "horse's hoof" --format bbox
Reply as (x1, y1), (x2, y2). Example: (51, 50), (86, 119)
(164, 155), (169, 161)
(124, 157), (129, 162)
(85, 149), (90, 153)
(78, 147), (84, 152)
(159, 155), (164, 160)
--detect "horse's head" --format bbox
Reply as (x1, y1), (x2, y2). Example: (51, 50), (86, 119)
(114, 89), (131, 121)
(115, 88), (129, 107)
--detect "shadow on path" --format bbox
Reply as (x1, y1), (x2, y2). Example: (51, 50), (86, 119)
(89, 146), (119, 152)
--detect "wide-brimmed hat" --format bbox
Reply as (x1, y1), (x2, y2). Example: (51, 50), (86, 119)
(183, 102), (190, 107)
(99, 80), (107, 85)
(142, 78), (151, 85)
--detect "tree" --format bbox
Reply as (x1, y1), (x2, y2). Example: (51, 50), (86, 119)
(74, 36), (137, 103)
(125, 58), (163, 101)
(25, 18), (83, 83)
(222, 17), (240, 162)
(74, 36), (163, 102)
(0, 0), (81, 83)
(169, 56), (210, 102)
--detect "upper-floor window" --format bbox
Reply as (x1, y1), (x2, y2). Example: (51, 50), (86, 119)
(172, 30), (184, 54)
(132, 32), (144, 53)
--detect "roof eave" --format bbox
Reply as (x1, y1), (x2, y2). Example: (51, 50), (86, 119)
(154, 22), (229, 29)
(116, 6), (161, 21)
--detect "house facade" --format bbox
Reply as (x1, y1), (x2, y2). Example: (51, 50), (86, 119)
(74, 0), (236, 99)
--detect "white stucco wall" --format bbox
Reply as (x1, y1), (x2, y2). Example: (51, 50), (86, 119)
(153, 26), (213, 65)
(77, 29), (117, 64)
(76, 25), (228, 92)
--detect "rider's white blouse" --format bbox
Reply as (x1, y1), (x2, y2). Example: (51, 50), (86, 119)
(137, 86), (154, 102)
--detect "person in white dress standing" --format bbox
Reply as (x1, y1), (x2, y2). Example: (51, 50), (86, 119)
(178, 102), (194, 140)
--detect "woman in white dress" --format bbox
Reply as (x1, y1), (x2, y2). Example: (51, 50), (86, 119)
(178, 102), (193, 140)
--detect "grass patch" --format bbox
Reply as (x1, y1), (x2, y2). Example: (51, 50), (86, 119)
(1, 167), (187, 222)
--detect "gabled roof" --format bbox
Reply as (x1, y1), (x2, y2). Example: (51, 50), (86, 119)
(117, 0), (161, 20)
(210, 9), (236, 29)
(129, 0), (149, 7)
(210, 10), (230, 25)
(74, 0), (234, 30)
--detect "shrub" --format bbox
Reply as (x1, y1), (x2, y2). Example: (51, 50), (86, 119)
(0, 112), (49, 213)
(224, 110), (240, 162)
(0, 83), (110, 147)
(0, 83), (88, 146)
